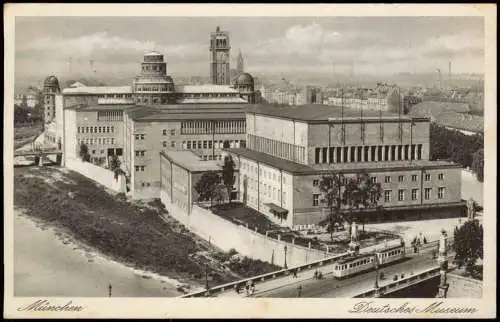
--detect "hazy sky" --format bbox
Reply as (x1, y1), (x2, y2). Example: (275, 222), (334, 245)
(15, 16), (484, 82)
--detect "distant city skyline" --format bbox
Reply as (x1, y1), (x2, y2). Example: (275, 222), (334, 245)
(15, 16), (484, 88)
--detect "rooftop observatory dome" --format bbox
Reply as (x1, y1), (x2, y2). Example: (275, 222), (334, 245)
(43, 75), (60, 88)
(236, 72), (254, 86)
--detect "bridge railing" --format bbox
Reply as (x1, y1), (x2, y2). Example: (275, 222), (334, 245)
(354, 266), (441, 298)
(181, 252), (352, 298)
(181, 237), (453, 298)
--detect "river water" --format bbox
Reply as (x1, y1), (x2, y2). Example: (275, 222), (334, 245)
(14, 211), (185, 297)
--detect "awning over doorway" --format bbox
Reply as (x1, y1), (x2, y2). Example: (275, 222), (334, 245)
(264, 203), (289, 218)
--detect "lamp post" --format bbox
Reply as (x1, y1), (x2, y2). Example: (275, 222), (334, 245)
(205, 263), (209, 291)
(284, 245), (288, 269)
(374, 255), (381, 298)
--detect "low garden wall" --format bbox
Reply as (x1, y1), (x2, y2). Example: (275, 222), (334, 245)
(65, 158), (126, 193)
(160, 190), (329, 268)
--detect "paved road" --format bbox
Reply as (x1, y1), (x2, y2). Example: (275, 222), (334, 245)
(253, 253), (450, 298)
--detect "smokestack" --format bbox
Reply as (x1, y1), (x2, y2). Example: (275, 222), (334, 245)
(448, 61), (452, 85)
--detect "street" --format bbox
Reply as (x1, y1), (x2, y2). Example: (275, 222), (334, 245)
(254, 253), (442, 298)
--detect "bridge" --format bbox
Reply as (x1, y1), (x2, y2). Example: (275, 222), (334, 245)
(181, 237), (453, 298)
(14, 148), (62, 157)
(354, 266), (441, 298)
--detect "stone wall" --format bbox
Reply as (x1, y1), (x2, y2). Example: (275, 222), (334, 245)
(160, 190), (330, 267)
(446, 273), (482, 298)
(65, 158), (126, 193)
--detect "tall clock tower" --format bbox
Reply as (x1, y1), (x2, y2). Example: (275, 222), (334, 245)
(210, 26), (231, 85)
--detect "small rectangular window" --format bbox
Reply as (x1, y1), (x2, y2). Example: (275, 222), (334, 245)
(313, 194), (320, 206)
(412, 174), (418, 181)
(385, 176), (391, 183)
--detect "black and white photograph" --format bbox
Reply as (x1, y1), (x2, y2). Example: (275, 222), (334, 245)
(4, 3), (496, 319)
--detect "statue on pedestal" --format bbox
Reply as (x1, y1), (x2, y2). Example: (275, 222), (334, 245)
(467, 198), (476, 221)
(348, 221), (360, 254)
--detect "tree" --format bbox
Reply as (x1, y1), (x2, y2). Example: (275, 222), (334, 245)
(453, 219), (483, 277)
(222, 156), (235, 203)
(319, 171), (382, 241)
(109, 155), (125, 180)
(79, 143), (91, 162)
(344, 171), (382, 233)
(319, 173), (345, 241)
(212, 183), (228, 205)
(194, 171), (221, 206)
(471, 148), (484, 182)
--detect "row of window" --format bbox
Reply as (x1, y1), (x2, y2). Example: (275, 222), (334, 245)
(314, 144), (424, 164)
(380, 249), (403, 259)
(79, 137), (115, 145)
(245, 178), (287, 206)
(182, 139), (245, 150)
(241, 162), (287, 184)
(135, 134), (145, 140)
(312, 187), (446, 207)
(180, 120), (245, 135)
(311, 173), (444, 187)
(135, 150), (146, 157)
(162, 129), (177, 136)
(335, 258), (372, 271)
(135, 165), (146, 172)
(201, 155), (223, 161)
(97, 111), (123, 122)
(78, 126), (115, 134)
(96, 94), (132, 99)
(384, 187), (446, 202)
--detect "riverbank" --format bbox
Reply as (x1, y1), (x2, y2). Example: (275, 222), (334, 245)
(14, 166), (280, 296)
(14, 210), (189, 297)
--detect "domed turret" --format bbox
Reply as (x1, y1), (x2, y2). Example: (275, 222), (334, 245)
(234, 72), (255, 103)
(43, 75), (60, 92)
(236, 72), (254, 86)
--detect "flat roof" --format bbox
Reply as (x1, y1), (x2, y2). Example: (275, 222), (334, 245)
(160, 150), (222, 172)
(225, 148), (460, 175)
(245, 105), (421, 123)
(174, 84), (240, 94)
(62, 86), (132, 95)
(127, 104), (247, 121)
(65, 104), (136, 111)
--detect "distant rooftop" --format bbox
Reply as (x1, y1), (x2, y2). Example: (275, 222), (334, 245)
(160, 150), (222, 173)
(246, 104), (417, 122)
(226, 148), (460, 175)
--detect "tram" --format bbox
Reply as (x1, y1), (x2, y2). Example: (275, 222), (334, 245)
(332, 242), (406, 279)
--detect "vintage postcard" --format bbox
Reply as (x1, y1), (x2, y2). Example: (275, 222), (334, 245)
(3, 3), (497, 319)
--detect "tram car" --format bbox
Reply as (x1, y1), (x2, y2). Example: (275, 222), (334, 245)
(332, 242), (406, 279)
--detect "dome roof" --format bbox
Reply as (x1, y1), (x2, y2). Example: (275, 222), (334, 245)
(145, 51), (162, 56)
(43, 75), (59, 87)
(236, 72), (254, 85)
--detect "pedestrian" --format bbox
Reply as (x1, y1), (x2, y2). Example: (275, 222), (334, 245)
(314, 270), (318, 279)
(293, 270), (297, 278)
(235, 284), (240, 294)
(297, 285), (303, 298)
(245, 284), (250, 296)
